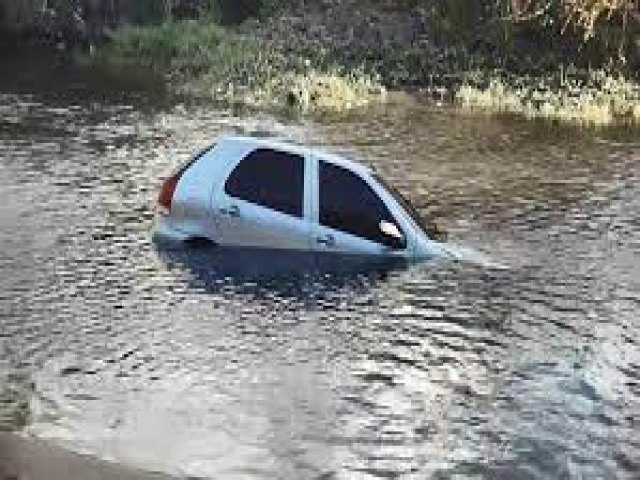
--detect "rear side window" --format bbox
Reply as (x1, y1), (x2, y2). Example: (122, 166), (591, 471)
(225, 148), (304, 218)
(319, 161), (404, 248)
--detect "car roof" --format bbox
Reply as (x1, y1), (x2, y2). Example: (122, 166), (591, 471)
(221, 136), (374, 177)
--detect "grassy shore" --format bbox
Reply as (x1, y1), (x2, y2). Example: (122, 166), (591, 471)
(87, 20), (385, 114)
(85, 3), (640, 126)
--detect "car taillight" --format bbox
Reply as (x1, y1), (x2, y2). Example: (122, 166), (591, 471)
(157, 174), (180, 216)
(157, 143), (216, 216)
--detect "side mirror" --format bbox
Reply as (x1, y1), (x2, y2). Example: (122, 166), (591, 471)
(380, 220), (404, 241)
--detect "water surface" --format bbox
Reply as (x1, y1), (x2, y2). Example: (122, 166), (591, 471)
(1, 51), (639, 479)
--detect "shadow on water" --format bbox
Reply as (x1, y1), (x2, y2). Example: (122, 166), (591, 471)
(155, 243), (417, 300)
(0, 371), (33, 432)
(0, 43), (168, 107)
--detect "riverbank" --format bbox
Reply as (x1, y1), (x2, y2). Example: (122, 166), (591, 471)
(82, 0), (640, 125)
(0, 433), (176, 480)
(84, 19), (386, 114)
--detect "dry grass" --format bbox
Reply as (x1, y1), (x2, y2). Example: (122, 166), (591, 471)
(456, 70), (640, 126)
(262, 70), (385, 112)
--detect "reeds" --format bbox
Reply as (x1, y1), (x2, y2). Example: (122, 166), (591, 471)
(456, 70), (640, 126)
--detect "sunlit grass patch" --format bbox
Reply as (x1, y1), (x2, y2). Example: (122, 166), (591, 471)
(456, 71), (640, 126)
(262, 69), (385, 113)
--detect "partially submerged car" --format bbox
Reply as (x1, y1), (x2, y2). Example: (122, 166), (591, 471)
(153, 136), (452, 258)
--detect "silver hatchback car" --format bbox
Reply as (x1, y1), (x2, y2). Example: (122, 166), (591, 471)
(153, 136), (452, 258)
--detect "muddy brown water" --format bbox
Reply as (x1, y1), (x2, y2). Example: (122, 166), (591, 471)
(1, 49), (639, 479)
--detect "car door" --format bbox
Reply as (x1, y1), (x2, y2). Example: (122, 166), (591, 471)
(312, 159), (410, 256)
(211, 147), (312, 250)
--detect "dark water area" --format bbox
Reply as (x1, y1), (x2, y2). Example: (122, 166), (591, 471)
(1, 49), (639, 479)
(0, 42), (167, 104)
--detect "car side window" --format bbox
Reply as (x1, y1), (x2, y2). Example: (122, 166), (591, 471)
(319, 161), (405, 249)
(225, 148), (304, 218)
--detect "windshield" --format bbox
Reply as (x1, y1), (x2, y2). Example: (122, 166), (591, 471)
(373, 174), (439, 239)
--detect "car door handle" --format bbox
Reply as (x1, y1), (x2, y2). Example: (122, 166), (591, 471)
(316, 234), (335, 247)
(220, 205), (240, 218)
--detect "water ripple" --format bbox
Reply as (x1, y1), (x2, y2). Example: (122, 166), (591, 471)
(0, 92), (638, 479)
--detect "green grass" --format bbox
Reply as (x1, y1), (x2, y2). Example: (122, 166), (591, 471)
(89, 20), (384, 114)
(90, 21), (224, 73)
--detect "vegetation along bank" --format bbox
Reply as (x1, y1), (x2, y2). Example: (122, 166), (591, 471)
(1, 0), (639, 125)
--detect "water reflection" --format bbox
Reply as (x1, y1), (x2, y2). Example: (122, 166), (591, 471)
(156, 244), (411, 297)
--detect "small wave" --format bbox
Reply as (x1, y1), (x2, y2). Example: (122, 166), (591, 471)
(444, 243), (510, 269)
